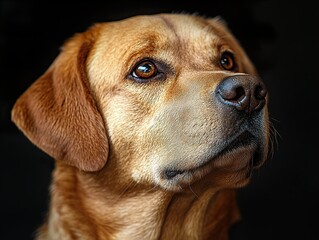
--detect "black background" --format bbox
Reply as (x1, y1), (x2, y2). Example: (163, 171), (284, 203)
(1, 1), (318, 239)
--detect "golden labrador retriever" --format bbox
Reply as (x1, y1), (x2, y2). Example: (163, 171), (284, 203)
(12, 13), (269, 240)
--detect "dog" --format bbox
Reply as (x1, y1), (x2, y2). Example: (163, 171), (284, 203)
(12, 13), (269, 240)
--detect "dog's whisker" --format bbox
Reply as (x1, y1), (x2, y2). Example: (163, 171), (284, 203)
(112, 180), (136, 204)
(267, 119), (280, 160)
(270, 116), (280, 123)
(144, 185), (160, 194)
(188, 183), (199, 198)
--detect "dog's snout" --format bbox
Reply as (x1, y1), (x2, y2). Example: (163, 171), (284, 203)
(216, 75), (267, 114)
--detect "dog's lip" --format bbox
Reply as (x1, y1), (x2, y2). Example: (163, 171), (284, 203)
(163, 131), (259, 180)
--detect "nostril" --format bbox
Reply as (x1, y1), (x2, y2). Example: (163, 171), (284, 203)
(255, 84), (267, 100)
(218, 86), (245, 102)
(232, 86), (245, 102)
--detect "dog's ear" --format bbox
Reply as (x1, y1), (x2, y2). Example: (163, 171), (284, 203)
(11, 30), (109, 172)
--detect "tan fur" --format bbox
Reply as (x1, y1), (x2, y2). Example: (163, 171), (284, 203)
(12, 13), (269, 240)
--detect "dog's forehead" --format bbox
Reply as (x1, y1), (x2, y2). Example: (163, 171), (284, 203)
(116, 14), (223, 43)
(94, 14), (231, 55)
(92, 14), (229, 67)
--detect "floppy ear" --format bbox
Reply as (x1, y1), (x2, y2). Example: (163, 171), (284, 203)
(11, 31), (109, 172)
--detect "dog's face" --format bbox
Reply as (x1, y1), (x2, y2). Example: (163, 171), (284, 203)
(87, 14), (269, 190)
(12, 14), (269, 192)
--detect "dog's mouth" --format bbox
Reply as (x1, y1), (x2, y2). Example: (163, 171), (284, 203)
(162, 131), (262, 181)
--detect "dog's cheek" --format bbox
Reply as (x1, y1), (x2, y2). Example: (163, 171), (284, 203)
(95, 93), (158, 183)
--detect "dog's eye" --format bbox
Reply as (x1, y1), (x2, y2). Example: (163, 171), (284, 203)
(128, 59), (168, 83)
(132, 61), (157, 79)
(220, 52), (236, 71)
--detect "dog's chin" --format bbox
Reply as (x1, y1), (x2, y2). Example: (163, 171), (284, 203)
(156, 132), (265, 191)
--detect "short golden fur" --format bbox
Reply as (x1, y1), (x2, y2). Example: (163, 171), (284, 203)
(12, 13), (269, 240)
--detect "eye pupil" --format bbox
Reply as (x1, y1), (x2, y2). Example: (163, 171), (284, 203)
(221, 57), (228, 65)
(138, 63), (152, 73)
(133, 61), (156, 79)
(220, 52), (235, 71)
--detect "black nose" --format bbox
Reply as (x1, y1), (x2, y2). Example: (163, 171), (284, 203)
(216, 75), (267, 114)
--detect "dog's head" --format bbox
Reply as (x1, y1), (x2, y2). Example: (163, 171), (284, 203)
(12, 14), (269, 191)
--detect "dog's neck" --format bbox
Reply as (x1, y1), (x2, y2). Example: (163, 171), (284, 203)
(39, 163), (240, 240)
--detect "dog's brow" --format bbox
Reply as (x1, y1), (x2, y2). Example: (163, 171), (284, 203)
(157, 16), (176, 32)
(157, 15), (181, 44)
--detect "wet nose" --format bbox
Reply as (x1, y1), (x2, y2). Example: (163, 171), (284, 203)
(216, 75), (267, 114)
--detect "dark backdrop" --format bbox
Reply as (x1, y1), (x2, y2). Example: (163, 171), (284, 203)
(1, 1), (318, 239)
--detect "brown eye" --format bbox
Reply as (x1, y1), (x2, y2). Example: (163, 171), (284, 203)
(132, 61), (157, 79)
(220, 51), (236, 71)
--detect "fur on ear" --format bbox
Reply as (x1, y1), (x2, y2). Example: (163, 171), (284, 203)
(11, 30), (109, 172)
